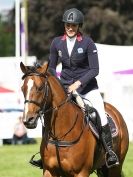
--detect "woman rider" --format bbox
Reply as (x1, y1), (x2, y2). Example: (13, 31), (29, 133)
(30, 8), (119, 169)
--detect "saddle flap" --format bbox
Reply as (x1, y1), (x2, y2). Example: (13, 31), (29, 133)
(88, 114), (118, 139)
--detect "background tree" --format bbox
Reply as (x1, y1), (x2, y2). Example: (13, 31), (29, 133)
(9, 0), (133, 61)
(0, 13), (15, 57)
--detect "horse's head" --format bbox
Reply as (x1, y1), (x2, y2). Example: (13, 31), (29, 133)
(20, 62), (51, 129)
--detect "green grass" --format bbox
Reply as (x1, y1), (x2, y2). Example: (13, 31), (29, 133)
(0, 139), (42, 177)
(0, 140), (132, 177)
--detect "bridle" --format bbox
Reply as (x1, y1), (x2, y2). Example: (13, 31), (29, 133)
(22, 70), (50, 118)
(22, 69), (86, 148)
(22, 69), (71, 124)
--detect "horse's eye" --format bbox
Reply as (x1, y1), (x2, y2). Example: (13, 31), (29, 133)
(37, 86), (43, 92)
(36, 86), (42, 92)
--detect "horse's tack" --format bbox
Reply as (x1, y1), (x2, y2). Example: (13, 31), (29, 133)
(89, 114), (118, 139)
(20, 62), (129, 177)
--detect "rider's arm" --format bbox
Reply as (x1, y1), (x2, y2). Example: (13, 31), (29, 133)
(48, 38), (58, 76)
(79, 39), (99, 86)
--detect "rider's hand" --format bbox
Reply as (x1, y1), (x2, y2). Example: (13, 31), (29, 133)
(68, 80), (81, 93)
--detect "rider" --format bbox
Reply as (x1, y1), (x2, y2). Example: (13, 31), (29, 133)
(30, 8), (119, 168)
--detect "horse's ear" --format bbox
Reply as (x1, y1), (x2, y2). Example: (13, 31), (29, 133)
(41, 61), (49, 73)
(20, 62), (27, 73)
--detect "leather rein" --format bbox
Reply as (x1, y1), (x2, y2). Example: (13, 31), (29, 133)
(22, 70), (85, 147)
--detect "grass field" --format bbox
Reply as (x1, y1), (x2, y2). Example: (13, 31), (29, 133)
(0, 140), (132, 177)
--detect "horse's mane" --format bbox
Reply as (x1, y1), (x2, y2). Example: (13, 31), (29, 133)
(27, 62), (41, 70)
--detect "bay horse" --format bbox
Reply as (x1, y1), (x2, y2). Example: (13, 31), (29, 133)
(20, 61), (129, 177)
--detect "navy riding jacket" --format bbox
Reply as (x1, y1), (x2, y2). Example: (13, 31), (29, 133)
(49, 33), (99, 94)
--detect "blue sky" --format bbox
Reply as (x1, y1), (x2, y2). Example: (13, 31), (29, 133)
(0, 0), (15, 12)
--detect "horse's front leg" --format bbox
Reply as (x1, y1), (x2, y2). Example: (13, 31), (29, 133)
(74, 169), (91, 177)
(43, 170), (61, 177)
(43, 170), (53, 177)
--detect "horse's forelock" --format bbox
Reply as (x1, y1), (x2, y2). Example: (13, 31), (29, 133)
(34, 62), (42, 69)
(27, 62), (42, 73)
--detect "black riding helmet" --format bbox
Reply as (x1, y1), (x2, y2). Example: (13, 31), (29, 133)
(62, 8), (84, 26)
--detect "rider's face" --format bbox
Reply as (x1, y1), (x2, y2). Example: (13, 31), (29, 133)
(65, 23), (79, 38)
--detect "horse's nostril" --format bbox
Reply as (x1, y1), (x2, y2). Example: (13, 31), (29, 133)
(29, 117), (34, 122)
(26, 117), (35, 125)
(23, 120), (28, 126)
(23, 116), (38, 129)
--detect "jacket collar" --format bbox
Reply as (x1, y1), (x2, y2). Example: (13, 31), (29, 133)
(61, 32), (83, 42)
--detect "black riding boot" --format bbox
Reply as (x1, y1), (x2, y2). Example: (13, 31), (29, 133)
(29, 155), (43, 169)
(101, 123), (119, 168)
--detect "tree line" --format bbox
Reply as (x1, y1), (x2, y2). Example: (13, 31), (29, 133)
(1, 0), (133, 59)
(28, 0), (133, 61)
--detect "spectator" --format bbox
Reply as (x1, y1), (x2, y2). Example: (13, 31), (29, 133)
(12, 116), (36, 145)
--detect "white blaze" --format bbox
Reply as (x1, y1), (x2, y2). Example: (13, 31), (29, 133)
(24, 79), (34, 118)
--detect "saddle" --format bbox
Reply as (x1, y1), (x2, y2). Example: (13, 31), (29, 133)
(71, 92), (118, 139)
(87, 109), (118, 139)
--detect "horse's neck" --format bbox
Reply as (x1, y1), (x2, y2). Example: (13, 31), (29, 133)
(48, 76), (67, 107)
(48, 76), (84, 138)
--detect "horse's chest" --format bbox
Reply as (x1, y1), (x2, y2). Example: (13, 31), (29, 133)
(44, 146), (77, 173)
(44, 146), (66, 168)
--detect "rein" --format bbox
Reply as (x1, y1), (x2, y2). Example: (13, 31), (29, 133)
(48, 114), (85, 147)
(41, 93), (86, 147)
(22, 70), (86, 147)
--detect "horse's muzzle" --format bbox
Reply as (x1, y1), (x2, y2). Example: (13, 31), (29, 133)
(23, 116), (38, 129)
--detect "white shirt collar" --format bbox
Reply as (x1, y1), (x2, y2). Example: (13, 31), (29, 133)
(66, 36), (76, 56)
